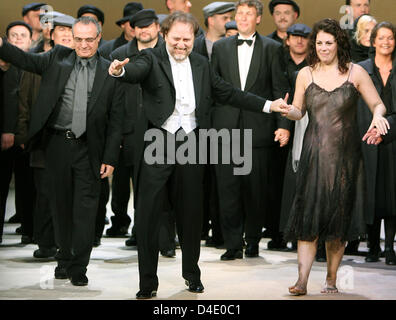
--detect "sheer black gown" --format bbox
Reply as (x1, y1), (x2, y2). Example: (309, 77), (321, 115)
(284, 67), (367, 242)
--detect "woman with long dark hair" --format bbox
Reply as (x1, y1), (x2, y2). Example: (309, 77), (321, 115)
(276, 19), (389, 295)
(357, 22), (396, 265)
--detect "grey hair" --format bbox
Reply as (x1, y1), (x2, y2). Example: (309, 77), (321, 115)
(235, 0), (263, 17)
(72, 16), (102, 36)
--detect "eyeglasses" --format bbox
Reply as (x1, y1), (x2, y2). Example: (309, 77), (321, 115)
(74, 36), (98, 44)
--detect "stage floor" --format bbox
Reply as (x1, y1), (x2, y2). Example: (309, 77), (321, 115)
(1, 189), (395, 300)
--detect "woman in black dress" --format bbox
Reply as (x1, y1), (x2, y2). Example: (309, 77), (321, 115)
(357, 22), (396, 265)
(276, 19), (389, 296)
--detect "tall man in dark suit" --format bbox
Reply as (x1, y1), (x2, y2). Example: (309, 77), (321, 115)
(211, 0), (291, 260)
(0, 17), (123, 286)
(109, 11), (288, 298)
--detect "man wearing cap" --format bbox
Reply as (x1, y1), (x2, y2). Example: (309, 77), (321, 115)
(194, 2), (234, 60)
(99, 2), (143, 60)
(210, 0), (291, 261)
(267, 0), (300, 44)
(22, 3), (46, 48)
(16, 14), (75, 259)
(0, 16), (123, 286)
(1, 21), (35, 245)
(225, 21), (238, 37)
(273, 23), (310, 253)
(107, 9), (166, 245)
(77, 5), (108, 48)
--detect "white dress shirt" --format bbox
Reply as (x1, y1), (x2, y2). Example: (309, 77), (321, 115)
(237, 33), (272, 113)
(161, 48), (197, 134)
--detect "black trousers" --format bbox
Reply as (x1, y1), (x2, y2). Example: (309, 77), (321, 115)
(215, 146), (272, 250)
(95, 178), (109, 239)
(33, 167), (56, 248)
(110, 148), (133, 228)
(136, 129), (204, 291)
(45, 134), (101, 276)
(0, 146), (34, 238)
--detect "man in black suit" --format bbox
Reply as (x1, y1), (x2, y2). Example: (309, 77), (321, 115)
(109, 11), (288, 298)
(0, 17), (123, 286)
(99, 2), (143, 60)
(211, 0), (291, 260)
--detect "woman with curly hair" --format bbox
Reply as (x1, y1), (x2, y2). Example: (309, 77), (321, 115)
(276, 18), (390, 296)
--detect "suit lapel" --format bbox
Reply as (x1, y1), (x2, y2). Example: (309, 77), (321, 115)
(87, 56), (107, 115)
(230, 36), (241, 89)
(244, 36), (262, 92)
(158, 45), (175, 88)
(190, 53), (203, 109)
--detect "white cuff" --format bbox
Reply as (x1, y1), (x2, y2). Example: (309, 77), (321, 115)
(112, 67), (125, 78)
(263, 100), (272, 113)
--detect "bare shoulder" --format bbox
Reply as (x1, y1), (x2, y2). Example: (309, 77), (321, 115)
(296, 66), (312, 89)
(350, 63), (369, 80)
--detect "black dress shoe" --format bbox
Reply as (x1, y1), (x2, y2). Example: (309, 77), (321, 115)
(93, 237), (101, 247)
(267, 239), (288, 251)
(365, 249), (381, 262)
(21, 235), (34, 244)
(245, 244), (259, 257)
(344, 240), (360, 255)
(220, 249), (243, 261)
(106, 225), (129, 237)
(136, 289), (157, 299)
(160, 249), (176, 258)
(54, 267), (68, 279)
(8, 213), (20, 223)
(33, 247), (57, 258)
(69, 274), (88, 286)
(385, 249), (396, 265)
(205, 237), (224, 248)
(15, 227), (22, 235)
(125, 235), (137, 247)
(185, 280), (204, 293)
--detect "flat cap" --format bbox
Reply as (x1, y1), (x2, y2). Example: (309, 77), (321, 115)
(77, 5), (105, 25)
(225, 20), (237, 31)
(287, 23), (311, 37)
(39, 11), (65, 27)
(130, 9), (158, 28)
(203, 2), (235, 20)
(6, 21), (33, 37)
(53, 14), (75, 28)
(269, 0), (300, 18)
(116, 2), (144, 26)
(22, 3), (46, 16)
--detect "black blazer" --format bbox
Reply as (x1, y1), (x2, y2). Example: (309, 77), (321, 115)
(109, 36), (164, 165)
(2, 65), (21, 134)
(211, 33), (291, 148)
(99, 34), (128, 60)
(0, 42), (124, 179)
(118, 43), (268, 200)
(193, 34), (209, 60)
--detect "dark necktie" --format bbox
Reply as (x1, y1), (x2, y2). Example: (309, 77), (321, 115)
(237, 39), (253, 46)
(72, 59), (88, 138)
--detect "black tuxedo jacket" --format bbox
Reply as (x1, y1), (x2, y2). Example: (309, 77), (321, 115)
(211, 33), (291, 148)
(109, 36), (165, 165)
(118, 43), (268, 199)
(0, 42), (123, 179)
(99, 33), (128, 60)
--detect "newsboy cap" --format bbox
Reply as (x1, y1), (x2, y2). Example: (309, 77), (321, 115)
(225, 20), (237, 31)
(203, 2), (235, 20)
(6, 21), (33, 37)
(130, 9), (158, 28)
(116, 2), (144, 26)
(53, 14), (75, 28)
(268, 0), (300, 18)
(287, 23), (311, 37)
(22, 3), (46, 16)
(77, 5), (105, 25)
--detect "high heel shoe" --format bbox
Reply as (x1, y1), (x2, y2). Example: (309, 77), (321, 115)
(288, 285), (307, 296)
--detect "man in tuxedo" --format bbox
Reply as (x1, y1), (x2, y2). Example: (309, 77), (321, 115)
(109, 11), (288, 298)
(0, 16), (123, 286)
(211, 0), (291, 260)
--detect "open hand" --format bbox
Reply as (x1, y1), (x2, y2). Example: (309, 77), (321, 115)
(108, 58), (129, 76)
(370, 115), (390, 136)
